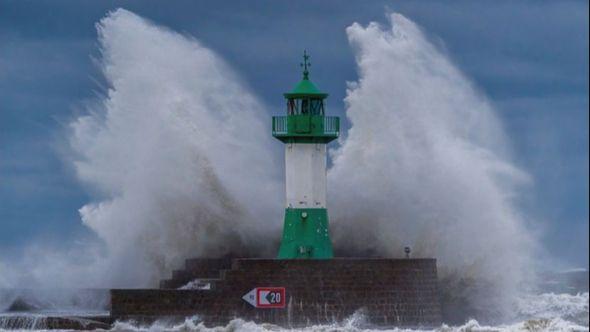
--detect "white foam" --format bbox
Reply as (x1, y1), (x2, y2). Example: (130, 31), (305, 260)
(515, 292), (589, 326)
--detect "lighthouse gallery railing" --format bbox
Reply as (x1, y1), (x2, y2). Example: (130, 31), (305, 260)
(272, 116), (339, 136)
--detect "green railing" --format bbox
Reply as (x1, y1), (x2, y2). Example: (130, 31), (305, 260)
(273, 116), (289, 135)
(323, 116), (339, 135)
(272, 116), (339, 138)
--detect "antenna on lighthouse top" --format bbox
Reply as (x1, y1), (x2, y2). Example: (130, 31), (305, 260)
(300, 50), (311, 80)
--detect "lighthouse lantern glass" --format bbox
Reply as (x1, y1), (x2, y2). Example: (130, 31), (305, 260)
(287, 98), (324, 116)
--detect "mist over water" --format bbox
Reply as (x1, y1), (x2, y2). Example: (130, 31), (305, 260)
(1, 8), (544, 326)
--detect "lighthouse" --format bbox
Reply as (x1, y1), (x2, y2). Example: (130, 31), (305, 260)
(272, 51), (339, 259)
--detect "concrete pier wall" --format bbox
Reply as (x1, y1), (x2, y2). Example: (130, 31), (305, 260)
(111, 258), (441, 328)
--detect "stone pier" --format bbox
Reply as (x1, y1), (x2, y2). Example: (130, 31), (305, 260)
(111, 258), (441, 328)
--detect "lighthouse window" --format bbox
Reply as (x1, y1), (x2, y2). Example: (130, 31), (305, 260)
(287, 99), (297, 115)
(310, 99), (324, 115)
(301, 99), (309, 114)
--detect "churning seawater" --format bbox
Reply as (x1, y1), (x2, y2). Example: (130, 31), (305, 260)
(0, 292), (588, 331)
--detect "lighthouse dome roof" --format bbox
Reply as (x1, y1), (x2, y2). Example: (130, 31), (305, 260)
(284, 78), (328, 99)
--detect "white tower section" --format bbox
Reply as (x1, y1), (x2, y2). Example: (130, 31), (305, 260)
(285, 143), (327, 209)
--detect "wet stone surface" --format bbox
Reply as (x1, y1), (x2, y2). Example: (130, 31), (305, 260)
(112, 258), (442, 328)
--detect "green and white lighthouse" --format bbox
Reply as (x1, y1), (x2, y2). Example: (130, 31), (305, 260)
(272, 51), (339, 259)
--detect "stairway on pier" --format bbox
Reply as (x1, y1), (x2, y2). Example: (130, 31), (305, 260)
(159, 258), (233, 289)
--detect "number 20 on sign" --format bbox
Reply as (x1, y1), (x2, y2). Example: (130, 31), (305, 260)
(242, 287), (286, 308)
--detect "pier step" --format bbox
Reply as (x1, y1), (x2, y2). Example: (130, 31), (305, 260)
(159, 258), (232, 289)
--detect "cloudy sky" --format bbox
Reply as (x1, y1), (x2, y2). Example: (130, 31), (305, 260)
(0, 1), (588, 268)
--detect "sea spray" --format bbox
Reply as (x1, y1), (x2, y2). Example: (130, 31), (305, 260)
(328, 13), (536, 322)
(1, 9), (540, 325)
(69, 9), (283, 287)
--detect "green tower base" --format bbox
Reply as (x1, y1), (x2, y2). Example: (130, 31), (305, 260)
(277, 208), (333, 259)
